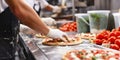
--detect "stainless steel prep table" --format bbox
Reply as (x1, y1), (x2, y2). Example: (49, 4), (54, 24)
(20, 33), (120, 60)
(20, 33), (48, 60)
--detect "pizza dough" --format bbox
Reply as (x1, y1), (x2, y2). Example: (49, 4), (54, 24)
(42, 36), (81, 46)
(78, 33), (96, 40)
(35, 33), (46, 38)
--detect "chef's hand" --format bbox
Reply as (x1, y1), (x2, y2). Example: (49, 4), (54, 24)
(52, 6), (62, 13)
(41, 17), (56, 26)
(47, 28), (68, 42)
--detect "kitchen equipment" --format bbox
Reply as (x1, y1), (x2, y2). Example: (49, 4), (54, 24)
(75, 13), (90, 33)
(87, 10), (110, 34)
(112, 13), (120, 28)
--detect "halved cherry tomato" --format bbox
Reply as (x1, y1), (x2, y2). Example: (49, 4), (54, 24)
(109, 32), (116, 37)
(108, 36), (116, 44)
(115, 31), (120, 37)
(96, 34), (105, 39)
(114, 39), (120, 47)
(59, 22), (77, 32)
(94, 39), (104, 45)
(117, 36), (120, 39)
(110, 44), (119, 50)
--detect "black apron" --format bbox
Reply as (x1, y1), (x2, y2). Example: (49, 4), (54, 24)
(0, 7), (19, 60)
(33, 2), (41, 15)
(0, 7), (36, 60)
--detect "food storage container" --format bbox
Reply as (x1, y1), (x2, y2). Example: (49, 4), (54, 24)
(75, 13), (89, 33)
(112, 13), (120, 28)
(87, 10), (110, 34)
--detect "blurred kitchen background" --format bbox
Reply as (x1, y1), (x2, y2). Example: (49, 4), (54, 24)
(40, 0), (120, 19)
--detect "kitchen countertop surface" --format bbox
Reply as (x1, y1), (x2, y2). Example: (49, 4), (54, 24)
(20, 33), (120, 60)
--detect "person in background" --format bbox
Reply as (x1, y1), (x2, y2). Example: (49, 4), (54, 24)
(24, 0), (61, 28)
(0, 0), (68, 60)
(25, 0), (62, 15)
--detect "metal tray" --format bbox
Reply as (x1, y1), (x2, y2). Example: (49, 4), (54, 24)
(33, 37), (120, 60)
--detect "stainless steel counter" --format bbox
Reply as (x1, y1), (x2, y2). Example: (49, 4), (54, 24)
(20, 33), (120, 60)
(20, 33), (48, 60)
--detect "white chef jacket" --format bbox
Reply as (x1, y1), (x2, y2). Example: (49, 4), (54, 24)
(0, 0), (8, 13)
(25, 0), (49, 9)
(0, 0), (49, 13)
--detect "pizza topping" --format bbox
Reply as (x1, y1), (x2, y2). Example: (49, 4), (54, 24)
(78, 33), (96, 40)
(42, 35), (81, 46)
(45, 38), (64, 42)
(62, 49), (120, 60)
(70, 53), (80, 60)
(35, 33), (46, 38)
(109, 57), (117, 60)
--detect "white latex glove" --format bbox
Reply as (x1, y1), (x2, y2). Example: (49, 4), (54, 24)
(52, 6), (62, 13)
(47, 28), (68, 42)
(20, 24), (37, 35)
(41, 17), (56, 26)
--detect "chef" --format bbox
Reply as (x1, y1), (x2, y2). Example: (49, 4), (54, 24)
(24, 0), (62, 26)
(25, 0), (62, 15)
(0, 0), (68, 60)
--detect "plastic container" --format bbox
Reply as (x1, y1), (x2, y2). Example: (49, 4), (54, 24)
(112, 13), (120, 28)
(87, 10), (110, 34)
(75, 13), (90, 33)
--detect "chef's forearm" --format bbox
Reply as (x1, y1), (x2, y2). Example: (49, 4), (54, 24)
(5, 0), (49, 35)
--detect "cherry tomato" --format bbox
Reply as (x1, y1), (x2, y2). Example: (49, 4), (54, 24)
(96, 34), (105, 39)
(111, 29), (118, 32)
(108, 36), (116, 44)
(110, 44), (119, 50)
(114, 39), (120, 47)
(101, 30), (110, 35)
(102, 40), (109, 43)
(117, 36), (120, 39)
(103, 35), (109, 40)
(115, 31), (120, 37)
(94, 39), (104, 45)
(118, 27), (120, 31)
(59, 22), (77, 32)
(109, 32), (116, 37)
(59, 27), (67, 32)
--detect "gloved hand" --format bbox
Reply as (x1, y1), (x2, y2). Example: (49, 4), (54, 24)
(20, 24), (37, 36)
(41, 17), (56, 26)
(47, 28), (68, 42)
(52, 6), (62, 13)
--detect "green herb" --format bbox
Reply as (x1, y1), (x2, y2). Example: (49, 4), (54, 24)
(90, 13), (107, 29)
(90, 13), (107, 21)
(79, 51), (83, 55)
(81, 56), (86, 59)
(92, 56), (97, 60)
(83, 16), (89, 23)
